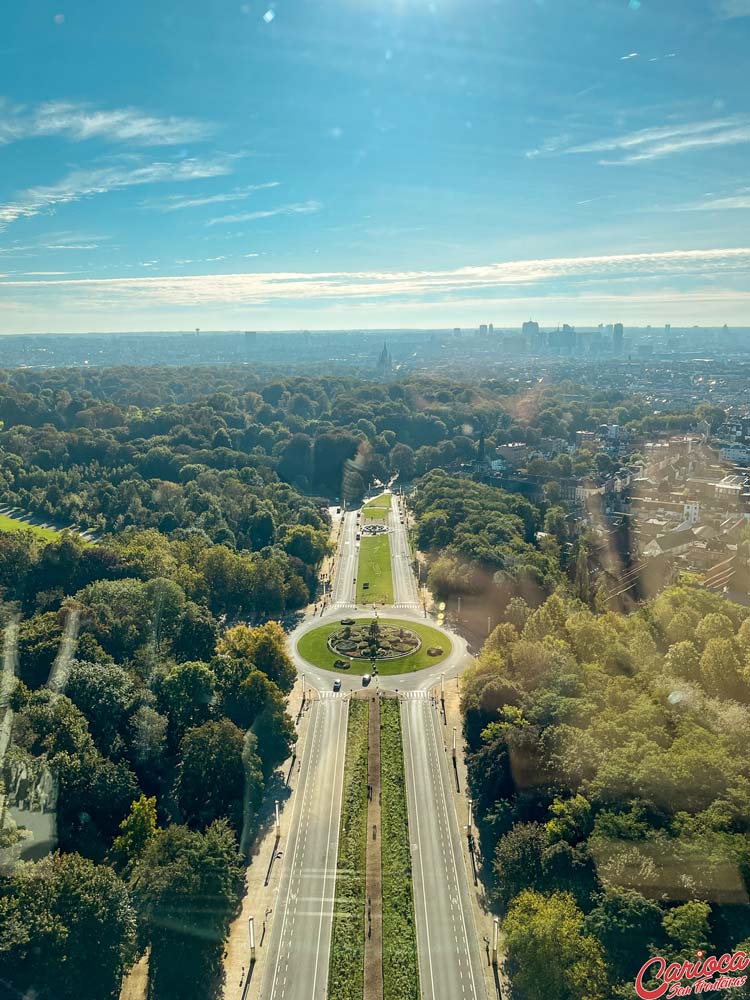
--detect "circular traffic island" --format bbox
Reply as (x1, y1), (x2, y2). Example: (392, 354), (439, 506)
(297, 616), (452, 675)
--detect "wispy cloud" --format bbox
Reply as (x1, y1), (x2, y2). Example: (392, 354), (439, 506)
(3, 247), (747, 307)
(146, 182), (280, 213)
(674, 191), (750, 211)
(717, 0), (750, 18)
(0, 98), (212, 146)
(207, 199), (322, 226)
(528, 117), (750, 165)
(0, 156), (237, 228)
(621, 52), (639, 60)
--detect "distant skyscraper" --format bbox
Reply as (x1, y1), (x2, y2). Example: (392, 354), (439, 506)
(488, 323), (494, 335)
(613, 322), (624, 356)
(479, 324), (488, 336)
(522, 319), (541, 353)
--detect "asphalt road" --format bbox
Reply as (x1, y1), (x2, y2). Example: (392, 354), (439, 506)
(388, 494), (420, 609)
(330, 510), (359, 608)
(402, 695), (487, 1000)
(260, 696), (348, 1000)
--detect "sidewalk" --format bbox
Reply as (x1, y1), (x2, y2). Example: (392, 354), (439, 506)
(222, 677), (313, 1000)
(429, 677), (509, 1000)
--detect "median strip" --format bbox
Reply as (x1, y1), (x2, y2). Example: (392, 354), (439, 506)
(328, 698), (370, 1000)
(380, 698), (420, 1000)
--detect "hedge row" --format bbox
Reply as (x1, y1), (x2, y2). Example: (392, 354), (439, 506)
(327, 699), (370, 1000)
(380, 698), (420, 1000)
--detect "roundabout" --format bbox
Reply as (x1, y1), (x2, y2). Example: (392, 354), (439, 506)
(296, 615), (452, 675)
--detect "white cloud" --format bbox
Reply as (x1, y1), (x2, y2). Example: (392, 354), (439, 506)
(675, 193), (750, 211)
(147, 182), (280, 212)
(3, 247), (747, 308)
(207, 199), (322, 225)
(717, 0), (750, 17)
(528, 117), (750, 164)
(621, 52), (639, 60)
(0, 99), (212, 147)
(0, 156), (237, 228)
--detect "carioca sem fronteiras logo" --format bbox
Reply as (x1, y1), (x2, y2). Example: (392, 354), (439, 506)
(635, 950), (750, 998)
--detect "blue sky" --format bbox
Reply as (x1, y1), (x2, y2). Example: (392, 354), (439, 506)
(1, 0), (749, 332)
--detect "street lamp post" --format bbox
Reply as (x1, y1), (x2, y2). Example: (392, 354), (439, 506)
(467, 798), (473, 832)
(249, 916), (256, 963)
(274, 800), (280, 840)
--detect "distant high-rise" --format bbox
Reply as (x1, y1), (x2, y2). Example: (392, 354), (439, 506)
(613, 322), (624, 356)
(488, 323), (494, 335)
(522, 319), (539, 339)
(479, 324), (488, 336)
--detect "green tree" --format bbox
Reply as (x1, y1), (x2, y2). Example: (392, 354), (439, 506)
(158, 660), (216, 741)
(111, 794), (159, 872)
(174, 719), (261, 833)
(0, 852), (137, 1000)
(133, 821), (244, 999)
(504, 890), (609, 1000)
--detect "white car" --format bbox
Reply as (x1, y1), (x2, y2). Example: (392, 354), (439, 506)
(362, 674), (371, 686)
(333, 678), (342, 691)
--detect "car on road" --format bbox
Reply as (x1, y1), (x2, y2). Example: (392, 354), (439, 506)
(362, 674), (371, 686)
(355, 532), (360, 540)
(333, 678), (342, 691)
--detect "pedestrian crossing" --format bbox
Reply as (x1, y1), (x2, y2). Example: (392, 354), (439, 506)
(393, 602), (420, 609)
(400, 690), (430, 700)
(318, 691), (346, 700)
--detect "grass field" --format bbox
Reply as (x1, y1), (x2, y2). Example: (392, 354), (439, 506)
(362, 493), (392, 522)
(356, 534), (393, 605)
(380, 699), (420, 1000)
(0, 514), (62, 541)
(296, 617), (452, 675)
(328, 699), (369, 1000)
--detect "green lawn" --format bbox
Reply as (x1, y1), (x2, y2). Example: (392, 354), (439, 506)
(296, 617), (452, 675)
(0, 514), (62, 541)
(357, 534), (393, 605)
(362, 493), (392, 522)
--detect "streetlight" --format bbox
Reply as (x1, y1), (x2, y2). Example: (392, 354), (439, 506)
(249, 916), (256, 962)
(274, 800), (280, 839)
(467, 798), (473, 832)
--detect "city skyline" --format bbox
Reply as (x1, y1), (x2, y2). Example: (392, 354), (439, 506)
(1, 0), (750, 331)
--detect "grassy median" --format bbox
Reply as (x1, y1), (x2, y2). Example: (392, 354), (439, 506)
(356, 533), (394, 605)
(363, 493), (392, 522)
(328, 699), (369, 1000)
(380, 699), (420, 1000)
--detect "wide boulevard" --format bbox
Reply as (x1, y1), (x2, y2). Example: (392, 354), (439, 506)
(264, 491), (485, 1000)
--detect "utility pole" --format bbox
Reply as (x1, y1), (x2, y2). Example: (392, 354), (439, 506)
(457, 595), (461, 618)
(467, 798), (473, 833)
(452, 726), (457, 763)
(274, 800), (280, 840)
(249, 916), (256, 963)
(492, 917), (499, 967)
(487, 615), (492, 636)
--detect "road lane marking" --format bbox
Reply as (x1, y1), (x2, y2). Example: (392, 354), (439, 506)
(426, 703), (482, 1000)
(311, 700), (348, 1000)
(403, 699), (437, 1000)
(267, 699), (322, 1000)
